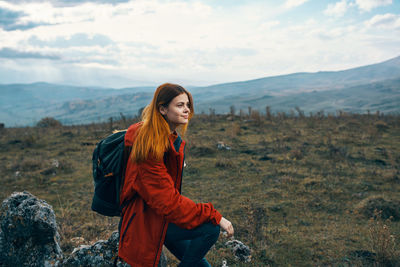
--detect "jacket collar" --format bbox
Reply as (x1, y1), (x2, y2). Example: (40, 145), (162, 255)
(168, 131), (183, 156)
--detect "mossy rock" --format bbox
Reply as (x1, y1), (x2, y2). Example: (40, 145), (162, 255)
(355, 196), (400, 221)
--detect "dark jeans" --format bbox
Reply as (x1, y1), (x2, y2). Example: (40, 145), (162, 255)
(164, 222), (220, 267)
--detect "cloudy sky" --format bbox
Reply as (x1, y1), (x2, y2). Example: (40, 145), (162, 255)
(0, 0), (399, 87)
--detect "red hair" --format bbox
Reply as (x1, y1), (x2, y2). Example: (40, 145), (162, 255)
(131, 83), (194, 162)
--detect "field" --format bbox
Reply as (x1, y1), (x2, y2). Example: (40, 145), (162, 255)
(1, 112), (399, 266)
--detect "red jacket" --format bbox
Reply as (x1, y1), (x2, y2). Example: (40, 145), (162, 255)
(118, 123), (222, 267)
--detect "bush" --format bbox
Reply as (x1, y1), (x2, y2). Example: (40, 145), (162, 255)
(215, 158), (233, 168)
(36, 117), (62, 128)
(375, 121), (389, 132)
(355, 196), (400, 221)
(189, 146), (215, 157)
(12, 158), (44, 172)
(368, 210), (399, 266)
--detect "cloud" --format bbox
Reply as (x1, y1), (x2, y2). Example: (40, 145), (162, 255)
(29, 33), (114, 48)
(324, 0), (352, 17)
(0, 47), (60, 59)
(1, 0), (130, 7)
(0, 7), (49, 31)
(0, 1), (104, 31)
(284, 0), (309, 9)
(0, 7), (23, 26)
(365, 13), (400, 29)
(355, 0), (392, 12)
(0, 0), (398, 87)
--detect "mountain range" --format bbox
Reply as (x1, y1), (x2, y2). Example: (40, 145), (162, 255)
(1, 56), (399, 126)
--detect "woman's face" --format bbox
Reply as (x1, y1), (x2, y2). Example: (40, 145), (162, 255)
(159, 93), (190, 131)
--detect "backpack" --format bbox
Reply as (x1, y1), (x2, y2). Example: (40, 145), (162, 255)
(91, 130), (131, 217)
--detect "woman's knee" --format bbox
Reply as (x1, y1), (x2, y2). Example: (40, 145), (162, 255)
(203, 223), (220, 241)
(211, 223), (221, 238)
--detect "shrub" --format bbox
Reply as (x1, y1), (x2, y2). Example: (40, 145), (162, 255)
(289, 149), (304, 160)
(215, 158), (233, 168)
(189, 146), (215, 157)
(355, 196), (400, 221)
(12, 158), (44, 172)
(375, 121), (389, 132)
(242, 199), (268, 245)
(36, 117), (62, 128)
(368, 210), (399, 266)
(231, 123), (241, 136)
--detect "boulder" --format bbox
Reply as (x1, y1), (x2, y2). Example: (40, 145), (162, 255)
(63, 231), (167, 266)
(225, 239), (251, 262)
(0, 191), (63, 266)
(63, 231), (127, 266)
(0, 192), (168, 267)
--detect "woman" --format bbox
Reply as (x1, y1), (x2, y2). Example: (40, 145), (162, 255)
(118, 83), (234, 267)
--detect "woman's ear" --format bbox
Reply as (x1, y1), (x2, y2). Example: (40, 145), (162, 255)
(159, 105), (168, 116)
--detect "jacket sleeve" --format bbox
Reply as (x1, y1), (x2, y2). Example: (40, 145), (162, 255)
(134, 159), (222, 229)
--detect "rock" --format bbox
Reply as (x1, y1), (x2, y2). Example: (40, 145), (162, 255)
(63, 231), (167, 266)
(0, 192), (168, 267)
(62, 231), (168, 267)
(63, 231), (127, 266)
(0, 191), (63, 266)
(225, 240), (251, 262)
(63, 230), (167, 266)
(217, 141), (231, 150)
(159, 249), (168, 267)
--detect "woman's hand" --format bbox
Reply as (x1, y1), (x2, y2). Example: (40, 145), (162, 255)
(219, 217), (234, 237)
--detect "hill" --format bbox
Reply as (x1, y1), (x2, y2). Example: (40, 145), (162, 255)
(0, 56), (399, 126)
(193, 55), (400, 97)
(0, 83), (154, 126)
(196, 77), (400, 114)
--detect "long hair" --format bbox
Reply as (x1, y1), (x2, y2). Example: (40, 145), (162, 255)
(131, 83), (194, 162)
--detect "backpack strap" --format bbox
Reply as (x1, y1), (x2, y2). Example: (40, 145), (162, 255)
(119, 145), (134, 212)
(115, 145), (135, 267)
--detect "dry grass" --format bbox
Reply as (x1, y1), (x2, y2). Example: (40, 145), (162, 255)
(368, 210), (399, 266)
(1, 113), (399, 266)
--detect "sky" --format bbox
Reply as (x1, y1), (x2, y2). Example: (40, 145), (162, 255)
(0, 0), (399, 88)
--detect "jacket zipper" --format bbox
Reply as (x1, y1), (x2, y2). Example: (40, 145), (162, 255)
(177, 156), (180, 191)
(153, 218), (167, 267)
(153, 155), (181, 266)
(179, 152), (185, 192)
(120, 212), (136, 245)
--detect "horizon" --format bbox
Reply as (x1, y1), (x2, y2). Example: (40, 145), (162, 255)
(0, 54), (399, 89)
(0, 0), (399, 88)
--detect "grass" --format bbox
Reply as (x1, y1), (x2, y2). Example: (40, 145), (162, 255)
(0, 112), (399, 266)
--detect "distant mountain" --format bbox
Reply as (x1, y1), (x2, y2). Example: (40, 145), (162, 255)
(53, 92), (153, 124)
(0, 56), (399, 126)
(194, 77), (400, 115)
(0, 83), (154, 126)
(191, 55), (400, 113)
(191, 55), (400, 97)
